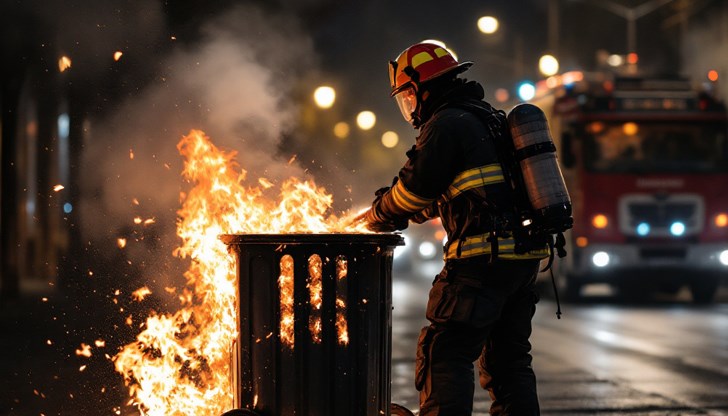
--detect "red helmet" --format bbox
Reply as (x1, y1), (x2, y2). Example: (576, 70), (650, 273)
(389, 42), (473, 96)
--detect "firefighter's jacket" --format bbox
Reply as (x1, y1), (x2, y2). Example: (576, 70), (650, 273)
(370, 81), (549, 261)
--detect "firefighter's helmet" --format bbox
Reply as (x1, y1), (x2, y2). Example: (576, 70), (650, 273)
(389, 42), (472, 125)
(389, 42), (473, 96)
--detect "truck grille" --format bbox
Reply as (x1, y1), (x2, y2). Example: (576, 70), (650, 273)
(619, 194), (704, 237)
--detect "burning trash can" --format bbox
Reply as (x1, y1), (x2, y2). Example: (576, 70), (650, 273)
(220, 233), (410, 416)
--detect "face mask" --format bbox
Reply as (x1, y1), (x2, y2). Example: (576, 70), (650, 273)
(394, 86), (418, 125)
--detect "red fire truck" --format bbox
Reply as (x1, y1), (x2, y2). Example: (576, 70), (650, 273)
(532, 72), (728, 303)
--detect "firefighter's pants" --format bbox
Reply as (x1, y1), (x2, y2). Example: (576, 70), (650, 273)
(416, 257), (541, 416)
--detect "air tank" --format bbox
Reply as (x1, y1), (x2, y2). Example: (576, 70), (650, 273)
(507, 103), (572, 233)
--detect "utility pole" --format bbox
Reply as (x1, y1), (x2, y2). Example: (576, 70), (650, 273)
(589, 0), (676, 53)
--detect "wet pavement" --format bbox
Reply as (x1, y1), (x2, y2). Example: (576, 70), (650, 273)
(390, 263), (728, 416)
(1, 270), (728, 416)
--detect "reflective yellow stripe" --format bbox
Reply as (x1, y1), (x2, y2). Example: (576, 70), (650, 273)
(445, 164), (504, 200)
(391, 180), (434, 213)
(445, 233), (550, 260)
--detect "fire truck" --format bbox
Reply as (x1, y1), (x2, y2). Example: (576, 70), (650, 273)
(531, 72), (728, 303)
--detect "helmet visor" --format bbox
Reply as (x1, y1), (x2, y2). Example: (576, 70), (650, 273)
(394, 86), (417, 123)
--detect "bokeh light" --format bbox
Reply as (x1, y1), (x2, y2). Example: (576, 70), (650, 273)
(381, 131), (399, 148)
(477, 16), (499, 34)
(333, 121), (350, 139)
(356, 111), (376, 130)
(313, 86), (336, 109)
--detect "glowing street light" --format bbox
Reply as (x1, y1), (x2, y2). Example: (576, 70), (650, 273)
(356, 111), (376, 130)
(477, 16), (499, 34)
(313, 85), (336, 109)
(538, 54), (559, 77)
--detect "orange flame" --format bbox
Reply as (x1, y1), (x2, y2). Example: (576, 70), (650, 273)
(308, 255), (323, 343)
(113, 130), (368, 415)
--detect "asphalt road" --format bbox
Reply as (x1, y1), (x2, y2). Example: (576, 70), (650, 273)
(390, 261), (728, 415)
(1, 261), (726, 416)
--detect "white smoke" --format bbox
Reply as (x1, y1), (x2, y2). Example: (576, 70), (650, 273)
(79, 4), (319, 292)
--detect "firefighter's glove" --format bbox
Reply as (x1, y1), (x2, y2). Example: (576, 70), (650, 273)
(364, 211), (408, 233)
(364, 185), (408, 233)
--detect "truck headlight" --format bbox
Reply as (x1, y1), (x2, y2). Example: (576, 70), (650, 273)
(670, 221), (686, 236)
(720, 250), (728, 266)
(592, 251), (610, 267)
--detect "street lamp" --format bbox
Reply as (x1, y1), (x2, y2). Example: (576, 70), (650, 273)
(356, 111), (376, 130)
(313, 85), (336, 109)
(539, 54), (560, 77)
(477, 16), (499, 34)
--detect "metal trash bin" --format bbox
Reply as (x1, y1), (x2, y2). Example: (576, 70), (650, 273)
(220, 233), (408, 416)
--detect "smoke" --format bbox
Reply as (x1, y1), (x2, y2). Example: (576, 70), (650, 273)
(79, 4), (319, 293)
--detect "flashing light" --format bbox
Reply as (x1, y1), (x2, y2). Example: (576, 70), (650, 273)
(622, 122), (639, 136)
(719, 250), (728, 266)
(636, 222), (650, 236)
(63, 203), (73, 214)
(715, 213), (728, 228)
(670, 221), (686, 236)
(592, 251), (610, 267)
(592, 214), (608, 229)
(518, 82), (536, 101)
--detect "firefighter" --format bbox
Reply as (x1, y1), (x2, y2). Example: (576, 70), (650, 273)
(364, 42), (549, 415)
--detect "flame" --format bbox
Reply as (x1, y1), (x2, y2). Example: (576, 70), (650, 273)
(308, 255), (323, 343)
(279, 254), (295, 346)
(131, 287), (152, 302)
(113, 130), (368, 415)
(335, 256), (349, 344)
(58, 56), (71, 72)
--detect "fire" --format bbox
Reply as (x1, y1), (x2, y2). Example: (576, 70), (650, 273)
(335, 256), (349, 344)
(58, 56), (71, 72)
(279, 254), (295, 346)
(308, 255), (323, 343)
(113, 130), (368, 415)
